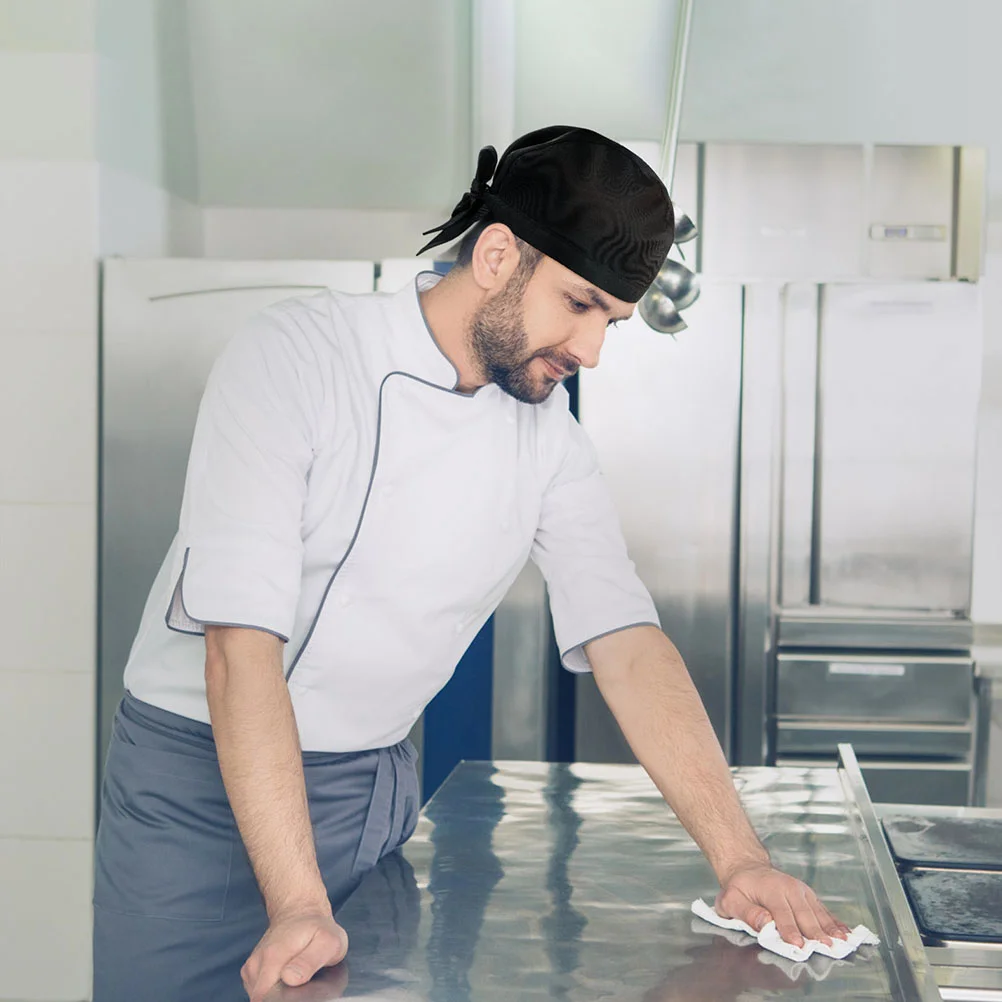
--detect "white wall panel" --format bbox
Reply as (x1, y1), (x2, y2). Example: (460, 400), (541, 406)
(0, 504), (96, 674)
(0, 838), (93, 1001)
(0, 0), (96, 52)
(0, 671), (95, 838)
(0, 52), (95, 159)
(0, 162), (98, 337)
(0, 333), (97, 506)
(515, 0), (675, 141)
(186, 0), (471, 210)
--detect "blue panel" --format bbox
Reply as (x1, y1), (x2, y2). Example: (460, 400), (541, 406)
(421, 616), (494, 801)
(546, 371), (579, 762)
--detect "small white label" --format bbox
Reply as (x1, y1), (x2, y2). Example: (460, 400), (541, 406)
(869, 223), (947, 242)
(828, 662), (906, 677)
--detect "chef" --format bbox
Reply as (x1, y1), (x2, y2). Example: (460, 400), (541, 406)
(93, 126), (850, 1002)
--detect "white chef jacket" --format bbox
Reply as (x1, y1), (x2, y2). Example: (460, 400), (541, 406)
(123, 273), (659, 752)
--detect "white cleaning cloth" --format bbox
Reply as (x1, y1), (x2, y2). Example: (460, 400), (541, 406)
(689, 916), (880, 983)
(690, 898), (880, 963)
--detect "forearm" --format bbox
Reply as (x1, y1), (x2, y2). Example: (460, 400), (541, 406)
(588, 626), (769, 883)
(205, 626), (328, 919)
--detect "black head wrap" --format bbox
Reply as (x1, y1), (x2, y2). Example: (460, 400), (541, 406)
(418, 125), (675, 303)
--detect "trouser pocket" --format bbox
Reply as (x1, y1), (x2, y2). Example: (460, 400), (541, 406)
(94, 718), (235, 922)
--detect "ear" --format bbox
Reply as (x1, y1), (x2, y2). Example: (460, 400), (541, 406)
(470, 223), (521, 293)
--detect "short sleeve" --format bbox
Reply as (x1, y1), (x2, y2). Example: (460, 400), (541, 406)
(165, 308), (322, 641)
(531, 410), (659, 672)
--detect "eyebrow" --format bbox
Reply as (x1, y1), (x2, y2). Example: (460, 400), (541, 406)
(570, 284), (633, 323)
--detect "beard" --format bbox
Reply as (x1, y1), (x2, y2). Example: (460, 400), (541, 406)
(468, 278), (578, 405)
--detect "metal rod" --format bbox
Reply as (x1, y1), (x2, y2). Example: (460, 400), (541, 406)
(658, 0), (695, 190)
(809, 285), (825, 605)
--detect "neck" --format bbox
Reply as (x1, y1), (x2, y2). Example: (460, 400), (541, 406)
(419, 271), (485, 393)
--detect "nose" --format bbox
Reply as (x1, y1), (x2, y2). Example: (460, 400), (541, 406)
(568, 321), (607, 370)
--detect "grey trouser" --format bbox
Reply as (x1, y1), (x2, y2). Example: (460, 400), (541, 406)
(93, 693), (419, 1002)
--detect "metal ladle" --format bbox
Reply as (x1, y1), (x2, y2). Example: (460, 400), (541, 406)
(638, 285), (688, 334)
(674, 212), (697, 244)
(653, 257), (700, 312)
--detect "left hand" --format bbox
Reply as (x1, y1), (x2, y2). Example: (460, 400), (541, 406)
(714, 862), (852, 948)
(262, 964), (349, 1002)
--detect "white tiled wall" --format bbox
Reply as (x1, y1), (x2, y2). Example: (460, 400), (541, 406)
(0, 504), (97, 674)
(0, 53), (95, 160)
(0, 156), (98, 1002)
(0, 162), (99, 337)
(0, 671), (95, 839)
(0, 11), (102, 998)
(0, 333), (97, 504)
(0, 4), (202, 995)
(0, 840), (94, 1002)
(0, 12), (201, 999)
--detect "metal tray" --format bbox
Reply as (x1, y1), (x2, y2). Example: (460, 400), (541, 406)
(883, 814), (1002, 870)
(903, 869), (1002, 944)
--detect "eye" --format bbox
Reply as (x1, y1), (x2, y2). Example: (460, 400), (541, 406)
(566, 296), (590, 314)
(607, 319), (621, 329)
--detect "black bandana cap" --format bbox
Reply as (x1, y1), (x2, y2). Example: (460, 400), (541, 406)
(418, 126), (675, 303)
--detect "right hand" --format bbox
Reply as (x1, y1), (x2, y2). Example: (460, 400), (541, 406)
(241, 906), (349, 1002)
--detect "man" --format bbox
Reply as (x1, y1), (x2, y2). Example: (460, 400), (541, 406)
(93, 126), (849, 1002)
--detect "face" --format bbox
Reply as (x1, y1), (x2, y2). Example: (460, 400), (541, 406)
(469, 254), (635, 405)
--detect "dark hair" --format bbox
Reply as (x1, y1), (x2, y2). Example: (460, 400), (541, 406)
(454, 214), (542, 276)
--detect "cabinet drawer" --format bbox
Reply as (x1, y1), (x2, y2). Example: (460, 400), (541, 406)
(776, 654), (973, 724)
(775, 720), (973, 758)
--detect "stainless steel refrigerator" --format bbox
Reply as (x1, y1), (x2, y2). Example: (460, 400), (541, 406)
(572, 140), (992, 805)
(576, 278), (989, 805)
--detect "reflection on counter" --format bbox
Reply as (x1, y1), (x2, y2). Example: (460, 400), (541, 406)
(316, 761), (925, 1001)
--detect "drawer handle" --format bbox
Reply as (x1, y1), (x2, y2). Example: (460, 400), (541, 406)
(828, 662), (906, 677)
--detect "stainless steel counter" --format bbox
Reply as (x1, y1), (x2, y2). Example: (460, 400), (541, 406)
(269, 758), (945, 1001)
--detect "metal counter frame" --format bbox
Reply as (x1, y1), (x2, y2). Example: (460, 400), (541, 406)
(836, 743), (942, 1000)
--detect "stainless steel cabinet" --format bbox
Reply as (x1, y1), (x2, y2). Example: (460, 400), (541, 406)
(776, 654), (975, 724)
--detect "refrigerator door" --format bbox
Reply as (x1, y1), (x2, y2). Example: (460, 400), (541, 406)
(99, 259), (375, 767)
(575, 281), (744, 761)
(815, 282), (982, 614)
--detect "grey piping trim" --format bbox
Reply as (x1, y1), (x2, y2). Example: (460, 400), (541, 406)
(412, 272), (462, 391)
(285, 368), (483, 682)
(560, 621), (661, 669)
(163, 546), (291, 643)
